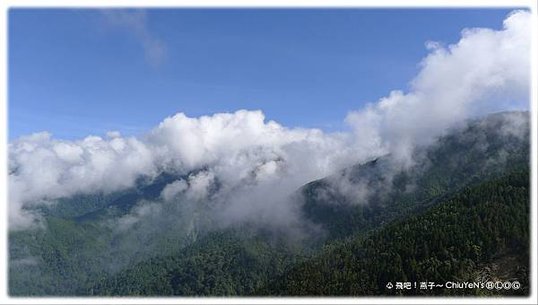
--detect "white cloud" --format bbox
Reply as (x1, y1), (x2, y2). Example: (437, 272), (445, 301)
(8, 10), (530, 230)
(346, 10), (530, 165)
(115, 201), (163, 232)
(160, 179), (188, 202)
(9, 110), (362, 229)
(185, 171), (215, 201)
(147, 110), (363, 176)
(9, 133), (156, 229)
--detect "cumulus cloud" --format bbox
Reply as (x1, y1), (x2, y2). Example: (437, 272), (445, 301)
(101, 9), (167, 67)
(8, 10), (530, 231)
(9, 132), (156, 229)
(346, 10), (530, 165)
(9, 110), (364, 230)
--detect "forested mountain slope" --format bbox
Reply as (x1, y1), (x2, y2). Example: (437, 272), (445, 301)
(9, 111), (530, 296)
(301, 111), (529, 239)
(90, 169), (530, 296)
(263, 170), (529, 296)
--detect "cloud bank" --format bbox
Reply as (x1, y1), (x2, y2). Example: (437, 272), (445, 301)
(346, 10), (530, 164)
(8, 10), (530, 230)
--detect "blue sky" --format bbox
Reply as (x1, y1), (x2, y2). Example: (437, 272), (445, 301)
(9, 8), (517, 140)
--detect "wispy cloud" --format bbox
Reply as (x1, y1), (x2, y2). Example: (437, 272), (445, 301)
(100, 9), (166, 67)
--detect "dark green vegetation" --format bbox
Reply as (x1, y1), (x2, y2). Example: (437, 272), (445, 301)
(92, 231), (304, 296)
(9, 111), (530, 296)
(301, 112), (529, 239)
(263, 170), (529, 296)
